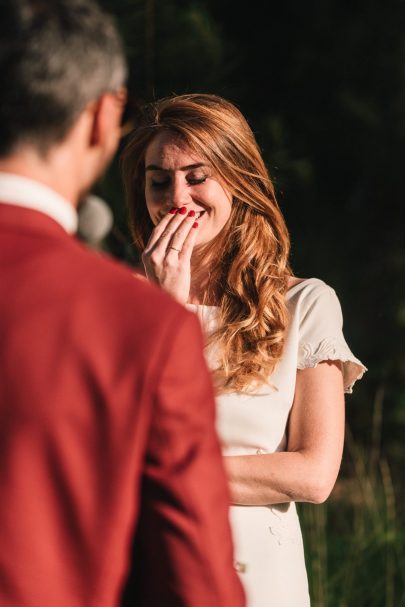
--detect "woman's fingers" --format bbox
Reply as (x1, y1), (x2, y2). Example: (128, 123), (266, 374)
(168, 217), (199, 262)
(166, 210), (198, 255)
(146, 207), (195, 257)
(145, 207), (179, 250)
(142, 206), (199, 304)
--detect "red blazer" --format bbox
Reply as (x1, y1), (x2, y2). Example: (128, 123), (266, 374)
(0, 203), (245, 607)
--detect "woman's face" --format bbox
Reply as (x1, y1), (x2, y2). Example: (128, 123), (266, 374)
(144, 130), (232, 246)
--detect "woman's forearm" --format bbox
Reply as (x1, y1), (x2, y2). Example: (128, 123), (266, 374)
(224, 365), (345, 507)
(224, 451), (335, 506)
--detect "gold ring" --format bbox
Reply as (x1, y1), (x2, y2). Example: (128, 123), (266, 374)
(168, 246), (181, 252)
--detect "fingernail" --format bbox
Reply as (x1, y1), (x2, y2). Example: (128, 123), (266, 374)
(188, 210), (196, 217)
(177, 207), (187, 215)
(192, 222), (199, 228)
(169, 207), (177, 214)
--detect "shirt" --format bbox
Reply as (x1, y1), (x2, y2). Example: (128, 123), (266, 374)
(0, 172), (78, 234)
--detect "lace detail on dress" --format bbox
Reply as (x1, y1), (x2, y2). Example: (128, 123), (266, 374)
(298, 337), (367, 394)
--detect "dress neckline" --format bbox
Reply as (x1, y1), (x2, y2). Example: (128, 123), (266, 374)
(186, 277), (321, 309)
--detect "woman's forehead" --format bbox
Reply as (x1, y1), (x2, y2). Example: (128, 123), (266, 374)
(145, 131), (205, 168)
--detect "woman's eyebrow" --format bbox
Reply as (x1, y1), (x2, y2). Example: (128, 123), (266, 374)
(145, 163), (207, 171)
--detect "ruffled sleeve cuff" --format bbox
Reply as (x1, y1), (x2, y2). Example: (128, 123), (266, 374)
(297, 337), (368, 394)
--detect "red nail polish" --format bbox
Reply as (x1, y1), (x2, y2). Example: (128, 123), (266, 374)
(178, 207), (187, 215)
(192, 222), (199, 228)
(188, 210), (196, 217)
(169, 207), (177, 214)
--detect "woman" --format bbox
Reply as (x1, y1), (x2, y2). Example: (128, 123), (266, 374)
(121, 93), (366, 606)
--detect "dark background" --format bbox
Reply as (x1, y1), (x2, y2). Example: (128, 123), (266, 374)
(95, 1), (404, 603)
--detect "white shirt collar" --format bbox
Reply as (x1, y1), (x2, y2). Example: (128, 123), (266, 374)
(0, 172), (78, 234)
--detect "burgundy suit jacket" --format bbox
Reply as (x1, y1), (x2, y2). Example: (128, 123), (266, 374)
(0, 203), (245, 607)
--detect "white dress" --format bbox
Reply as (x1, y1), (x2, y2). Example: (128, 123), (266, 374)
(187, 278), (367, 607)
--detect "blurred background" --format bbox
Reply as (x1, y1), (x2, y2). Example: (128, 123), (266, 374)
(83, 1), (404, 604)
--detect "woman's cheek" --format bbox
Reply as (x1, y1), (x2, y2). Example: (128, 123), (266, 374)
(145, 200), (156, 224)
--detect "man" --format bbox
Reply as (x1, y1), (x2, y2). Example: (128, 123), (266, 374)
(0, 1), (245, 606)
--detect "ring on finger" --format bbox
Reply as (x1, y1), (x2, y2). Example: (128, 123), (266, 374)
(168, 246), (181, 252)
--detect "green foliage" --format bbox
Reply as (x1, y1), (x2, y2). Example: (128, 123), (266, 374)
(299, 416), (405, 606)
(101, 0), (231, 101)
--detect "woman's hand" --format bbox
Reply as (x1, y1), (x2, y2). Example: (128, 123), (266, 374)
(142, 206), (199, 304)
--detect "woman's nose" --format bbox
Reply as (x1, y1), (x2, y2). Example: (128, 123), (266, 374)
(170, 178), (190, 208)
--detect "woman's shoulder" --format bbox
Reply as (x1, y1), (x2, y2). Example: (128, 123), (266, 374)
(287, 276), (335, 300)
(288, 277), (367, 393)
(287, 276), (342, 329)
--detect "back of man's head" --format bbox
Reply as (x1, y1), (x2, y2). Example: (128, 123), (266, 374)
(0, 0), (127, 158)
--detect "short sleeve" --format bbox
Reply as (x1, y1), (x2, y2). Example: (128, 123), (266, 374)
(297, 283), (367, 393)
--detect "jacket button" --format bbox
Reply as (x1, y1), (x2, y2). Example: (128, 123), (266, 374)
(234, 561), (247, 573)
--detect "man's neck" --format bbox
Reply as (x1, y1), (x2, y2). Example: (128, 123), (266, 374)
(0, 149), (81, 209)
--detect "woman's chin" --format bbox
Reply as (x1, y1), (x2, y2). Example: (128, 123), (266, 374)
(194, 231), (218, 248)
(194, 228), (212, 246)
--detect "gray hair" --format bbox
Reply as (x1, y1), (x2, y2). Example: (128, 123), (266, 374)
(0, 0), (128, 156)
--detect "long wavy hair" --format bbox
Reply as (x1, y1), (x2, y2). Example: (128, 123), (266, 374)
(121, 93), (292, 393)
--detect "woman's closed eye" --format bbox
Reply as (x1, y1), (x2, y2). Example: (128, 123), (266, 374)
(187, 174), (207, 185)
(150, 178), (170, 189)
(150, 173), (208, 189)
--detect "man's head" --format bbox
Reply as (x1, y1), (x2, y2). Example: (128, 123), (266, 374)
(0, 0), (127, 168)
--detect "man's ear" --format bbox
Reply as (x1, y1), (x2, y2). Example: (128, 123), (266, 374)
(89, 94), (113, 147)
(89, 89), (126, 148)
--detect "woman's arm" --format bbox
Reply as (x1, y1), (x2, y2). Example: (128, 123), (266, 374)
(223, 360), (345, 505)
